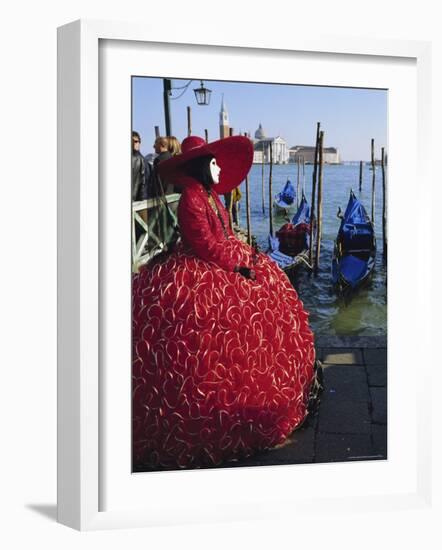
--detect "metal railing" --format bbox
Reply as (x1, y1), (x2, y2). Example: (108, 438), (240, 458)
(132, 193), (181, 272)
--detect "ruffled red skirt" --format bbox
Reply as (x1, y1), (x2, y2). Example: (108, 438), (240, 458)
(132, 238), (315, 470)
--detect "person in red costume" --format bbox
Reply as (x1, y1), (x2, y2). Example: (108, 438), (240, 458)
(132, 135), (316, 471)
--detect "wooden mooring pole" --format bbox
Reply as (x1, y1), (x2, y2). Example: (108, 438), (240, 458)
(296, 156), (300, 207)
(204, 129), (209, 142)
(154, 126), (160, 138)
(381, 147), (387, 259)
(246, 174), (252, 245)
(371, 138), (375, 225)
(309, 122), (321, 266)
(261, 147), (265, 214)
(244, 132), (252, 245)
(302, 156), (306, 195)
(226, 128), (235, 228)
(314, 131), (324, 273)
(187, 106), (192, 136)
(359, 160), (363, 193)
(269, 143), (274, 237)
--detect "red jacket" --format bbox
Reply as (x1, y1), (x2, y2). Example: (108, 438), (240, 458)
(178, 182), (237, 272)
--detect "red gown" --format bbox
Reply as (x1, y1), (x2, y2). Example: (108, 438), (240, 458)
(132, 181), (315, 470)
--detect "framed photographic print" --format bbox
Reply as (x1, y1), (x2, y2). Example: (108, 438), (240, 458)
(57, 19), (432, 530)
(130, 75), (388, 475)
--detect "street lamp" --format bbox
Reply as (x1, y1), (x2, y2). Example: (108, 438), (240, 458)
(162, 78), (212, 135)
(193, 80), (212, 106)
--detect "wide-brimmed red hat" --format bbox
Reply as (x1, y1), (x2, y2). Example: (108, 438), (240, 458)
(157, 135), (253, 194)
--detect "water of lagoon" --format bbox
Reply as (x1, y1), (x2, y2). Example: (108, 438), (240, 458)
(235, 162), (387, 338)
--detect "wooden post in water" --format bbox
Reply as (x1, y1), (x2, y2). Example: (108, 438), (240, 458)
(269, 143), (274, 237)
(296, 156), (300, 207)
(187, 106), (192, 136)
(225, 127), (235, 228)
(154, 126), (160, 138)
(314, 131), (324, 273)
(243, 132), (252, 245)
(245, 174), (252, 245)
(371, 138), (375, 225)
(204, 129), (209, 142)
(309, 122), (321, 266)
(261, 146), (265, 214)
(227, 197), (234, 229)
(359, 160), (363, 193)
(301, 156), (305, 195)
(381, 147), (387, 259)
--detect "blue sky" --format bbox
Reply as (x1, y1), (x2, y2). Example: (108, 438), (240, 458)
(132, 76), (387, 162)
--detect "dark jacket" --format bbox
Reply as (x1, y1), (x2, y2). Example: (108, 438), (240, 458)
(142, 158), (154, 200)
(132, 151), (145, 201)
(153, 150), (172, 167)
(149, 151), (174, 196)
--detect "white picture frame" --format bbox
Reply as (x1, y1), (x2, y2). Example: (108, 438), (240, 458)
(57, 19), (433, 531)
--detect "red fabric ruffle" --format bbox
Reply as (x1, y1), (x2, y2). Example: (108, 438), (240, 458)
(133, 238), (315, 470)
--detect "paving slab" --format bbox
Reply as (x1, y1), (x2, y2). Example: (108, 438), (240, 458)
(363, 348), (387, 366)
(226, 425), (316, 467)
(267, 425), (316, 464)
(371, 424), (388, 457)
(319, 348), (364, 365)
(323, 365), (370, 402)
(366, 364), (387, 387)
(370, 387), (387, 424)
(315, 335), (387, 348)
(318, 399), (371, 434)
(315, 433), (375, 463)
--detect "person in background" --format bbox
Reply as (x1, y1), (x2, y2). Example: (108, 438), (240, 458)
(167, 136), (182, 194)
(132, 131), (145, 201)
(223, 188), (240, 228)
(143, 154), (154, 199)
(150, 136), (173, 195)
(167, 136), (182, 156)
(231, 186), (242, 226)
(153, 136), (172, 166)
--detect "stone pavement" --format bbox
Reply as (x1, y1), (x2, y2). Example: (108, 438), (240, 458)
(226, 338), (387, 468)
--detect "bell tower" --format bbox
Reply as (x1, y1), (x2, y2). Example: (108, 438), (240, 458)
(219, 95), (230, 139)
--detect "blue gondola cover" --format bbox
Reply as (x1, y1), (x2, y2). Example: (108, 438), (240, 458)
(269, 192), (312, 267)
(292, 194), (310, 225)
(339, 255), (368, 288)
(275, 179), (296, 208)
(332, 190), (376, 290)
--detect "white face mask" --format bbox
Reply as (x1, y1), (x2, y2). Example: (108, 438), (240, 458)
(209, 158), (221, 184)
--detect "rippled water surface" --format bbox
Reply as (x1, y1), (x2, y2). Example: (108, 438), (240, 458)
(235, 163), (387, 337)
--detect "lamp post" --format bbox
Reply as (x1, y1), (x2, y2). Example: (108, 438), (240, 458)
(162, 78), (212, 137)
(163, 78), (172, 135)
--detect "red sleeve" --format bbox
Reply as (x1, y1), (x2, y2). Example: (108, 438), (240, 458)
(178, 188), (237, 272)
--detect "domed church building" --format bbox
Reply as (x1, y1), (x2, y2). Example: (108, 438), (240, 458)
(252, 123), (289, 164)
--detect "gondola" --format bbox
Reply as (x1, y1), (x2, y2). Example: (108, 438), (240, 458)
(332, 190), (376, 292)
(273, 178), (296, 215)
(268, 192), (312, 272)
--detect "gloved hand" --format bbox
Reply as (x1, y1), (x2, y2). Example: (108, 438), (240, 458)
(235, 266), (256, 280)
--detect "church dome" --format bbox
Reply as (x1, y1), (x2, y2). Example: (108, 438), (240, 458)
(255, 123), (266, 140)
